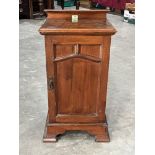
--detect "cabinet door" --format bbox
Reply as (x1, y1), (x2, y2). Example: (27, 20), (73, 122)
(45, 36), (111, 123)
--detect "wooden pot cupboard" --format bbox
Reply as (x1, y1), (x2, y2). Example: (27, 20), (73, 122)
(39, 10), (116, 142)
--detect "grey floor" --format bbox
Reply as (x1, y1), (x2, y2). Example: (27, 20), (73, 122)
(19, 8), (135, 155)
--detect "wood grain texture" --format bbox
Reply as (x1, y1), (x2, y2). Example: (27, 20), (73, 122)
(39, 10), (117, 35)
(43, 115), (110, 142)
(40, 10), (116, 142)
(44, 10), (109, 19)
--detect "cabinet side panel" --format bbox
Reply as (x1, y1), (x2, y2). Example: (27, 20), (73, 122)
(45, 36), (57, 122)
(98, 36), (111, 121)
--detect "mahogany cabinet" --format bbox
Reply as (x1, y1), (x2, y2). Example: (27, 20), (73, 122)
(19, 0), (54, 19)
(39, 10), (116, 142)
(19, 0), (33, 19)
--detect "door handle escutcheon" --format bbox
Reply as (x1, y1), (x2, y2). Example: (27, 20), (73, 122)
(48, 77), (55, 90)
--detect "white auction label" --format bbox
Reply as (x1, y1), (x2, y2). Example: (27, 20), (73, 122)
(72, 15), (78, 23)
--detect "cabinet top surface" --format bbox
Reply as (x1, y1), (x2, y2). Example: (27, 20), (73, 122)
(39, 10), (117, 35)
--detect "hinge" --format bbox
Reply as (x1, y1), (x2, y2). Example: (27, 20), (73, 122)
(48, 77), (55, 90)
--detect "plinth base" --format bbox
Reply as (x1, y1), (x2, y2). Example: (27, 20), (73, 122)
(43, 115), (110, 142)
